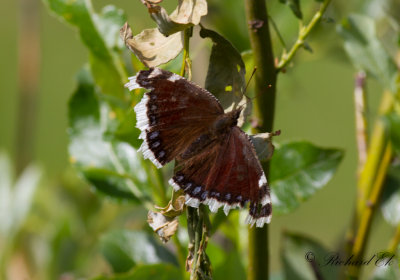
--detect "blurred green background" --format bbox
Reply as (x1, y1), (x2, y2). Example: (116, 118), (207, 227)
(1, 0), (398, 279)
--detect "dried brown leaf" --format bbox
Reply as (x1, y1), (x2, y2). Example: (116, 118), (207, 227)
(120, 23), (183, 67)
(149, 0), (207, 36)
(155, 195), (185, 217)
(147, 211), (179, 243)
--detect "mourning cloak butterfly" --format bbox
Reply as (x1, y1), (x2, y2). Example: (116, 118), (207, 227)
(125, 68), (271, 227)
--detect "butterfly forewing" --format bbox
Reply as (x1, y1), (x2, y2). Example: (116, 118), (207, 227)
(131, 68), (224, 167)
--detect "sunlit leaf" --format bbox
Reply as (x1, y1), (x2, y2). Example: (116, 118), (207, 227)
(100, 230), (178, 273)
(200, 27), (249, 125)
(149, 0), (207, 36)
(68, 69), (148, 201)
(337, 14), (398, 93)
(281, 232), (339, 280)
(270, 141), (344, 214)
(121, 23), (183, 68)
(42, 0), (126, 98)
(279, 0), (303, 19)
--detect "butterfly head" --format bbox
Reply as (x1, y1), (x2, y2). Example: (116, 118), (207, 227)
(212, 107), (242, 135)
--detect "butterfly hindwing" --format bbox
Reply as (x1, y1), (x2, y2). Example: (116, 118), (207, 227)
(170, 127), (271, 227)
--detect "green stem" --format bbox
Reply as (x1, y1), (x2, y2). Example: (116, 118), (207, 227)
(388, 223), (400, 254)
(345, 90), (395, 279)
(245, 0), (276, 279)
(180, 28), (192, 78)
(348, 144), (392, 278)
(187, 206), (211, 280)
(356, 91), (394, 219)
(276, 0), (331, 72)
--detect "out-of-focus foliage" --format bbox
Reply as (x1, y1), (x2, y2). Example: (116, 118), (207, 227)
(2, 0), (400, 279)
(337, 14), (398, 92)
(281, 232), (339, 280)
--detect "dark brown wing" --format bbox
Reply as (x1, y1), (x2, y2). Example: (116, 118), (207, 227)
(169, 126), (271, 227)
(127, 68), (224, 168)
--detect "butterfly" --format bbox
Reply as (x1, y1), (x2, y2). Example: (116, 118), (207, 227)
(125, 68), (271, 227)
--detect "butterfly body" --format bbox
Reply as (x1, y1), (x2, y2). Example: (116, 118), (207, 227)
(126, 68), (272, 227)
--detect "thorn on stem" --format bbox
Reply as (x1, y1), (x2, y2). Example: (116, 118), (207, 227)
(249, 19), (264, 32)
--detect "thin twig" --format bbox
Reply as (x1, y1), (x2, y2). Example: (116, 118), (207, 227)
(276, 0), (331, 72)
(354, 71), (369, 173)
(268, 15), (287, 51)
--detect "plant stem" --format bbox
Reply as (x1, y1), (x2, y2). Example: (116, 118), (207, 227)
(345, 90), (394, 278)
(187, 206), (211, 280)
(388, 223), (400, 254)
(180, 27), (193, 78)
(354, 71), (369, 173)
(356, 91), (394, 220)
(245, 0), (276, 279)
(276, 0), (331, 72)
(16, 0), (40, 174)
(348, 144), (392, 278)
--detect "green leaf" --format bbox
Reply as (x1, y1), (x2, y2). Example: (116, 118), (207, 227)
(92, 264), (182, 280)
(279, 0), (303, 19)
(384, 113), (400, 154)
(281, 232), (339, 280)
(337, 14), (398, 93)
(100, 230), (178, 273)
(380, 164), (400, 226)
(270, 141), (344, 214)
(68, 69), (148, 201)
(200, 27), (249, 124)
(42, 0), (126, 98)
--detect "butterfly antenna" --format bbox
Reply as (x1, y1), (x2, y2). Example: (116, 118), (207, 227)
(244, 67), (257, 98)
